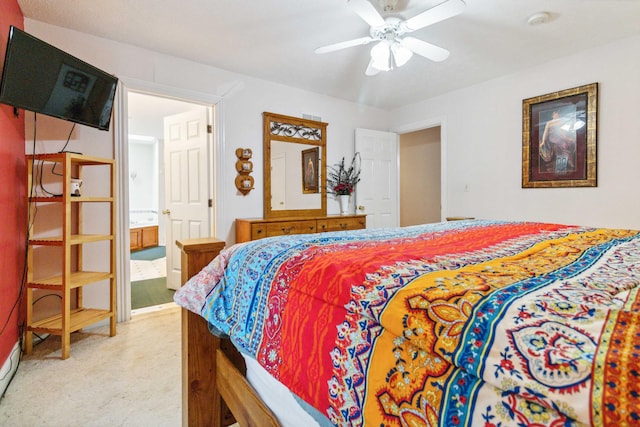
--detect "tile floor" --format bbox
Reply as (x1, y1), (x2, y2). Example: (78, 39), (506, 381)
(130, 257), (167, 282)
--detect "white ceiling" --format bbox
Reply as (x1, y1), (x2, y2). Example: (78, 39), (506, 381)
(17, 0), (640, 110)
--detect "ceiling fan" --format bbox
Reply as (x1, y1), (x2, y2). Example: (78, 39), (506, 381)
(315, 0), (465, 75)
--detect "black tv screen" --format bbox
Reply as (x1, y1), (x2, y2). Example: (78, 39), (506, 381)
(0, 26), (118, 131)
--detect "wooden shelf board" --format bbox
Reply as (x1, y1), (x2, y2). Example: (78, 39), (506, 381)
(28, 271), (113, 290)
(28, 308), (114, 334)
(27, 152), (114, 166)
(29, 234), (113, 246)
(29, 196), (114, 203)
(71, 234), (114, 244)
(71, 197), (114, 203)
(30, 196), (62, 203)
(28, 237), (64, 246)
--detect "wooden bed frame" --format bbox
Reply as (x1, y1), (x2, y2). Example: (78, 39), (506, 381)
(177, 237), (280, 427)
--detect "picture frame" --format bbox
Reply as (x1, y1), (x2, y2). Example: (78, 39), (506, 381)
(301, 147), (319, 194)
(522, 83), (598, 188)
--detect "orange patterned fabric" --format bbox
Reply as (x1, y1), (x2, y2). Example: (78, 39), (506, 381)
(276, 222), (567, 405)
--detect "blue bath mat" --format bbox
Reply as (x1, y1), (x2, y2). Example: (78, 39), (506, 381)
(131, 246), (166, 261)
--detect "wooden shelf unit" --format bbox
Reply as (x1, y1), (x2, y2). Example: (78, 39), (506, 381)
(25, 152), (117, 359)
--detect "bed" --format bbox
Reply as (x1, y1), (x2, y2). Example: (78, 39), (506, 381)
(174, 220), (640, 426)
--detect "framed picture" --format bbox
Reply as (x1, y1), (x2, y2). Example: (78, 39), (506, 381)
(302, 147), (319, 194)
(522, 83), (598, 188)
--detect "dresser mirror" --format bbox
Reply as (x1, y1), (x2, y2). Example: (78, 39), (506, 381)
(263, 112), (327, 219)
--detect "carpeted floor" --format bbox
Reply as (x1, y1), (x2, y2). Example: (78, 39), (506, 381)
(0, 304), (182, 426)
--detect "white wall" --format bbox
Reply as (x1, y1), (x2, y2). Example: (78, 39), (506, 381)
(390, 35), (640, 230)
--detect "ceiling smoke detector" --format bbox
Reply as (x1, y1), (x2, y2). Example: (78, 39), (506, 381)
(379, 0), (399, 12)
(527, 11), (551, 26)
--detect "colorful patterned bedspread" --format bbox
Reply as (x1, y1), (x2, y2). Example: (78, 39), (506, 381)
(175, 220), (640, 427)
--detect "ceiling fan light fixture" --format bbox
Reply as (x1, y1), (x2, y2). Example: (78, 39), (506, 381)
(317, 0), (466, 76)
(370, 41), (391, 71)
(390, 42), (413, 67)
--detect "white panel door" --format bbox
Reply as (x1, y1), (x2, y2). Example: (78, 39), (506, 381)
(355, 128), (399, 229)
(163, 109), (210, 290)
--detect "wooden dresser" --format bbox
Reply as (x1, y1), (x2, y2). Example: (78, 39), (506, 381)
(236, 214), (366, 243)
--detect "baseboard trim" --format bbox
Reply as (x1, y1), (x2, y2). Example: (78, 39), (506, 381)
(0, 341), (21, 398)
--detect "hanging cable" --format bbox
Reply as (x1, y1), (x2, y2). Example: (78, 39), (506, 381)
(51, 122), (76, 178)
(36, 158), (62, 197)
(58, 122), (76, 154)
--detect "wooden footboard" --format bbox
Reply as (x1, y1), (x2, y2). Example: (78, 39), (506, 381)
(177, 238), (279, 427)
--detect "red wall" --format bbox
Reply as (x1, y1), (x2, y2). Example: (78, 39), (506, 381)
(0, 0), (25, 364)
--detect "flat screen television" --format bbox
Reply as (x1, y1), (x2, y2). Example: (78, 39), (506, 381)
(0, 26), (118, 131)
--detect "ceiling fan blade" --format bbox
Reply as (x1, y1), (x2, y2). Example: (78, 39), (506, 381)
(347, 0), (385, 28)
(314, 36), (375, 54)
(402, 0), (466, 32)
(365, 58), (382, 76)
(401, 37), (450, 62)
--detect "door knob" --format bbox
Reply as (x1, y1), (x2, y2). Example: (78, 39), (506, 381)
(162, 209), (171, 215)
(358, 205), (365, 211)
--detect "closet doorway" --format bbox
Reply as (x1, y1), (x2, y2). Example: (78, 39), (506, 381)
(127, 91), (212, 313)
(398, 126), (441, 226)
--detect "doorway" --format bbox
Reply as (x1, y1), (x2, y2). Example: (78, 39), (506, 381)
(126, 91), (211, 313)
(393, 117), (447, 224)
(399, 127), (441, 226)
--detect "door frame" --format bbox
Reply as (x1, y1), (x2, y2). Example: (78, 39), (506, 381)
(113, 77), (222, 321)
(392, 116), (448, 221)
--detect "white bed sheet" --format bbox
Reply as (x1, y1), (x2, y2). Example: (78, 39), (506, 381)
(242, 354), (322, 427)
